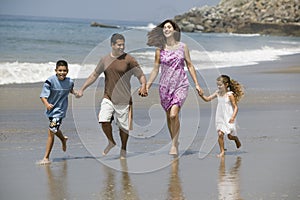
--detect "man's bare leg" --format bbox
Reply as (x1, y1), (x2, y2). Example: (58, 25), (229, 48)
(102, 122), (116, 155)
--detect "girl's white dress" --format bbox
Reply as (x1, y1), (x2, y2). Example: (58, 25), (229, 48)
(215, 91), (237, 135)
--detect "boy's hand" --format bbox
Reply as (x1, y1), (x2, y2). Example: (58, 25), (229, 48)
(72, 90), (78, 97)
(46, 103), (54, 111)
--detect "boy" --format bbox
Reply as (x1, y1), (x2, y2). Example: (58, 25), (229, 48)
(39, 60), (76, 164)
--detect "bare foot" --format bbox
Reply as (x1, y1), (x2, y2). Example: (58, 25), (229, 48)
(62, 136), (68, 152)
(103, 142), (116, 156)
(217, 151), (225, 158)
(120, 149), (126, 159)
(38, 158), (51, 165)
(169, 145), (178, 155)
(235, 137), (241, 149)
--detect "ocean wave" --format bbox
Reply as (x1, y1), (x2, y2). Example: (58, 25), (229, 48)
(127, 23), (156, 31)
(228, 33), (261, 37)
(0, 62), (91, 85)
(1, 46), (300, 85)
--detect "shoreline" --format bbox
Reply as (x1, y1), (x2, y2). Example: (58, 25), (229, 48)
(1, 53), (299, 88)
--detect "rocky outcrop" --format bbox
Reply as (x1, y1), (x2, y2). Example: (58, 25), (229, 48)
(174, 0), (300, 36)
(90, 22), (120, 29)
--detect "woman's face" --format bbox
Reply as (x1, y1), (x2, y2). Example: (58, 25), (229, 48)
(163, 22), (175, 38)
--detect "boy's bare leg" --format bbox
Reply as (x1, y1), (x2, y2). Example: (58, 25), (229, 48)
(119, 128), (129, 159)
(54, 129), (68, 152)
(102, 122), (116, 155)
(40, 130), (55, 164)
(217, 131), (225, 157)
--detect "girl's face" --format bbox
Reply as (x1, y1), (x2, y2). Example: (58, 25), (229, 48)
(163, 22), (175, 38)
(55, 65), (68, 80)
(217, 80), (227, 93)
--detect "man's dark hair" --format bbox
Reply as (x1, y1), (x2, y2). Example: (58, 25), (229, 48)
(111, 33), (125, 45)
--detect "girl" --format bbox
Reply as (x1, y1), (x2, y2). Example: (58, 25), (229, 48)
(199, 75), (244, 157)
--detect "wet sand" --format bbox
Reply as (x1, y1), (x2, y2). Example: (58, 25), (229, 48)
(0, 54), (300, 199)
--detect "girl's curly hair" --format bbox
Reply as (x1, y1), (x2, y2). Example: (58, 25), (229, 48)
(217, 75), (244, 102)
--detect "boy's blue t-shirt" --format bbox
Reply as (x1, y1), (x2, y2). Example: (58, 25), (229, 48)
(40, 75), (74, 118)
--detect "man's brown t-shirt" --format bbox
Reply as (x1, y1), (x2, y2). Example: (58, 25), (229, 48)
(94, 53), (144, 105)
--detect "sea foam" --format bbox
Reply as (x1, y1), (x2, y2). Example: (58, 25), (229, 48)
(0, 45), (299, 85)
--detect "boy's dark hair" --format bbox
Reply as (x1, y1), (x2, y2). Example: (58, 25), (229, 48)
(111, 33), (125, 45)
(56, 60), (68, 69)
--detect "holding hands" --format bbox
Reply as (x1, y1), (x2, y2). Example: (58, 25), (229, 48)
(138, 85), (148, 97)
(75, 89), (83, 98)
(196, 84), (203, 96)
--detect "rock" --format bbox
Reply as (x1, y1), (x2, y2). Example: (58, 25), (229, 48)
(90, 22), (120, 29)
(173, 0), (300, 36)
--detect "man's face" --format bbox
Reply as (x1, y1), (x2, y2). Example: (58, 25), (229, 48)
(111, 39), (125, 56)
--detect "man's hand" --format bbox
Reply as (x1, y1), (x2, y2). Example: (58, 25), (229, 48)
(138, 86), (148, 97)
(75, 90), (84, 98)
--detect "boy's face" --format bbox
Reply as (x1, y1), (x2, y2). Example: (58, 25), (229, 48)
(55, 65), (68, 80)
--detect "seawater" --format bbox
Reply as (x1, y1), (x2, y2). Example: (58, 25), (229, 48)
(1, 15), (300, 85)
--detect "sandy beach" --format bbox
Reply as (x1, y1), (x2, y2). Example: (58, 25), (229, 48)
(0, 54), (300, 199)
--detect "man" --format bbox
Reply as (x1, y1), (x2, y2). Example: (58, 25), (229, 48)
(76, 33), (147, 159)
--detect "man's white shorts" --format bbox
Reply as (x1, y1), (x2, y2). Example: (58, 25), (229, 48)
(98, 98), (130, 131)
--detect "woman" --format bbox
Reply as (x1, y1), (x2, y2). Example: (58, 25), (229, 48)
(147, 19), (203, 155)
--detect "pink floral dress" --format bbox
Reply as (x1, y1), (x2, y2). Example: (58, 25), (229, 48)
(159, 42), (189, 111)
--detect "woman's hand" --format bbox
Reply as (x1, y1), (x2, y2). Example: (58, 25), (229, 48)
(196, 85), (203, 96)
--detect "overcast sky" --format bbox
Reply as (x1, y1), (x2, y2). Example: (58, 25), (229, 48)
(0, 0), (220, 22)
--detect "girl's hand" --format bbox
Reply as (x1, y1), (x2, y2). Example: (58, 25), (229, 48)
(229, 118), (235, 123)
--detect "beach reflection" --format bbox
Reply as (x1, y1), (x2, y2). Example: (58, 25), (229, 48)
(101, 159), (139, 200)
(218, 156), (242, 200)
(167, 158), (185, 200)
(45, 161), (68, 200)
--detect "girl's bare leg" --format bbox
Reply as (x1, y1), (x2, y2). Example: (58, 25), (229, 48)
(228, 134), (241, 149)
(217, 131), (225, 157)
